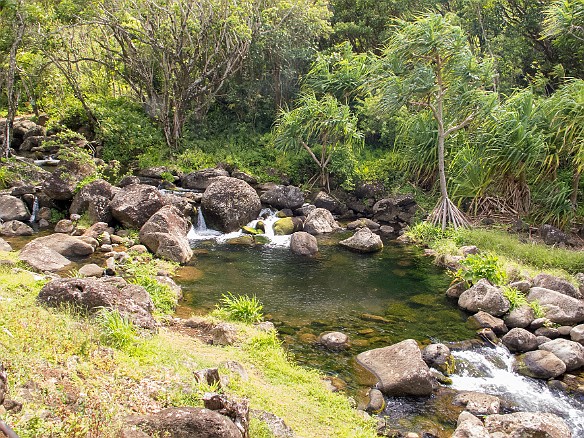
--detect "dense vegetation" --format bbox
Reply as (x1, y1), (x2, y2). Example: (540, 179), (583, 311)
(1, 0), (584, 228)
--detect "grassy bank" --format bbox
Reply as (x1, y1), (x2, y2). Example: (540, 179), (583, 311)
(0, 251), (376, 438)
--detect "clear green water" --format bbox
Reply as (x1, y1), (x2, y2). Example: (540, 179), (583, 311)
(178, 234), (475, 391)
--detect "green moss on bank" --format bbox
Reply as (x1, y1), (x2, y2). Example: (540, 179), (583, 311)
(0, 251), (376, 438)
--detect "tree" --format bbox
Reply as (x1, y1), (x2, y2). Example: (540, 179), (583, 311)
(373, 13), (495, 229)
(273, 92), (363, 191)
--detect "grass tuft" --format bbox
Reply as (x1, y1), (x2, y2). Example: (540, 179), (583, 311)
(95, 308), (137, 350)
(212, 292), (264, 324)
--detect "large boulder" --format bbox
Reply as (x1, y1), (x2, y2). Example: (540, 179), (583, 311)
(313, 191), (345, 214)
(539, 224), (569, 246)
(501, 328), (538, 353)
(290, 232), (318, 257)
(0, 220), (33, 236)
(122, 407), (242, 438)
(180, 168), (230, 190)
(504, 305), (535, 329)
(458, 279), (510, 317)
(19, 240), (72, 272)
(139, 205), (193, 263)
(303, 208), (340, 235)
(484, 412), (571, 438)
(515, 350), (566, 379)
(339, 227), (383, 253)
(372, 195), (417, 228)
(201, 177), (261, 232)
(259, 185), (304, 210)
(527, 287), (584, 324)
(0, 195), (30, 221)
(38, 278), (156, 330)
(533, 273), (582, 299)
(539, 338), (584, 372)
(452, 412), (490, 438)
(356, 339), (435, 396)
(41, 159), (97, 201)
(110, 184), (166, 229)
(70, 179), (121, 224)
(30, 234), (94, 257)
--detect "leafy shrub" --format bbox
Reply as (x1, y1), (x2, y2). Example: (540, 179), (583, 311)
(96, 308), (136, 350)
(406, 222), (457, 245)
(213, 292), (263, 324)
(456, 253), (507, 286)
(502, 286), (546, 318)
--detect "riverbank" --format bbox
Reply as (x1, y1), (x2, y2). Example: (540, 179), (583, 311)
(0, 250), (376, 437)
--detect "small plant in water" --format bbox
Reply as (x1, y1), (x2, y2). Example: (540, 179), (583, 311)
(456, 252), (507, 286)
(214, 292), (263, 324)
(96, 308), (137, 350)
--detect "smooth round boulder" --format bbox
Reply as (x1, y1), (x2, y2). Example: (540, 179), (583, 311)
(54, 219), (75, 234)
(110, 184), (166, 229)
(32, 234), (94, 257)
(180, 168), (230, 190)
(504, 304), (535, 329)
(0, 195), (30, 221)
(78, 263), (104, 278)
(303, 208), (340, 235)
(570, 324), (584, 344)
(501, 328), (538, 353)
(259, 185), (304, 210)
(0, 220), (33, 237)
(365, 388), (385, 414)
(539, 338), (584, 372)
(317, 332), (349, 351)
(290, 232), (318, 257)
(484, 412), (571, 438)
(139, 205), (193, 263)
(339, 227), (383, 253)
(19, 240), (72, 272)
(272, 217), (303, 235)
(201, 177), (261, 233)
(467, 311), (508, 335)
(42, 159), (96, 201)
(421, 343), (451, 372)
(527, 287), (584, 325)
(458, 279), (510, 317)
(515, 350), (566, 379)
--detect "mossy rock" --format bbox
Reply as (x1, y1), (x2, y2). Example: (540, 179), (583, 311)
(242, 226), (261, 235)
(253, 235), (271, 245)
(273, 217), (295, 235)
(227, 235), (255, 245)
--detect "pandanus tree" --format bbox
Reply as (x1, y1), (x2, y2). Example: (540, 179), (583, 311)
(273, 91), (363, 192)
(372, 13), (495, 229)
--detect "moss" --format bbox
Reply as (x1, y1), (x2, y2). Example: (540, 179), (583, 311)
(273, 217), (295, 235)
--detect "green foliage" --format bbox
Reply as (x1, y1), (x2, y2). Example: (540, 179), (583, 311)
(406, 222), (457, 246)
(456, 253), (507, 286)
(95, 308), (137, 350)
(214, 292), (264, 324)
(529, 300), (547, 319)
(502, 285), (546, 318)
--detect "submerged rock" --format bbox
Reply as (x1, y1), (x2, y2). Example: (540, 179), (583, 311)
(339, 227), (383, 253)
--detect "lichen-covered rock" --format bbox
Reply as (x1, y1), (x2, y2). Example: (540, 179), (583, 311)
(458, 279), (510, 317)
(501, 328), (538, 353)
(260, 185), (304, 210)
(272, 217), (303, 235)
(0, 195), (30, 221)
(70, 179), (120, 224)
(539, 338), (584, 372)
(139, 205), (193, 263)
(201, 177), (261, 233)
(290, 232), (318, 257)
(356, 339), (435, 396)
(339, 227), (383, 253)
(346, 218), (380, 231)
(110, 184), (166, 229)
(303, 208), (340, 235)
(515, 350), (566, 379)
(484, 412), (571, 438)
(527, 287), (584, 325)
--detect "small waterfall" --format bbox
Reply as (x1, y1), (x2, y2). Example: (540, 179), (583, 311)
(29, 196), (39, 223)
(187, 207), (221, 241)
(450, 346), (584, 434)
(195, 207), (207, 232)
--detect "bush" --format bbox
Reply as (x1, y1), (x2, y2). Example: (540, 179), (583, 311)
(456, 252), (507, 286)
(502, 286), (546, 318)
(213, 292), (263, 324)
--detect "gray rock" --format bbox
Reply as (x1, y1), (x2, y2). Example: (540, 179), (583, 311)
(501, 328), (538, 353)
(509, 280), (532, 293)
(467, 311), (508, 335)
(42, 159), (96, 201)
(536, 336), (553, 346)
(534, 326), (561, 339)
(557, 325), (573, 336)
(539, 338), (584, 372)
(181, 168), (230, 190)
(372, 195), (417, 226)
(303, 208), (340, 235)
(231, 170), (257, 185)
(32, 234), (94, 257)
(212, 323), (238, 346)
(458, 279), (510, 317)
(515, 350), (566, 379)
(452, 412), (490, 438)
(54, 219), (75, 234)
(83, 222), (113, 240)
(533, 273), (581, 299)
(0, 238), (12, 252)
(313, 191), (345, 214)
(110, 184), (166, 229)
(539, 224), (569, 246)
(250, 410), (294, 438)
(570, 324), (584, 344)
(459, 245), (479, 256)
(317, 331), (349, 351)
(78, 264), (104, 278)
(484, 412), (571, 438)
(446, 281), (468, 299)
(139, 205), (193, 263)
(421, 343), (451, 372)
(0, 195), (30, 221)
(530, 317), (550, 330)
(504, 305), (535, 329)
(0, 220), (34, 236)
(19, 240), (72, 272)
(202, 177), (261, 233)
(38, 278), (156, 329)
(260, 185), (304, 210)
(453, 392), (501, 415)
(70, 179), (120, 224)
(356, 339), (435, 396)
(346, 218), (380, 231)
(365, 389), (385, 414)
(340, 227), (383, 253)
(527, 287), (584, 324)
(290, 232), (318, 257)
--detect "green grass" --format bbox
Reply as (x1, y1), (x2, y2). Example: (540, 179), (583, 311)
(95, 308), (137, 350)
(212, 292), (264, 324)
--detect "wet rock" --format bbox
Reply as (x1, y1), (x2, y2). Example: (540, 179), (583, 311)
(139, 205), (193, 263)
(303, 208), (340, 235)
(421, 343), (452, 373)
(339, 227), (383, 253)
(31, 234), (94, 257)
(539, 338), (584, 372)
(539, 224), (569, 246)
(504, 305), (535, 329)
(122, 407), (242, 438)
(527, 287), (584, 324)
(501, 328), (538, 353)
(365, 388), (385, 414)
(19, 240), (72, 272)
(314, 191), (345, 214)
(458, 279), (510, 317)
(356, 339), (435, 396)
(110, 184), (166, 229)
(212, 323), (238, 346)
(290, 232), (318, 257)
(54, 219), (75, 234)
(38, 278), (156, 330)
(346, 218), (380, 231)
(452, 411), (490, 438)
(533, 273), (581, 299)
(118, 175), (141, 187)
(272, 217), (303, 235)
(570, 324), (584, 344)
(0, 195), (30, 221)
(317, 331), (349, 351)
(453, 392), (500, 416)
(484, 412), (571, 438)
(0, 220), (34, 236)
(70, 179), (120, 224)
(201, 177), (261, 233)
(467, 311), (508, 335)
(78, 264), (104, 278)
(446, 281), (468, 299)
(181, 167), (230, 190)
(259, 185), (304, 210)
(0, 238), (12, 252)
(515, 350), (566, 379)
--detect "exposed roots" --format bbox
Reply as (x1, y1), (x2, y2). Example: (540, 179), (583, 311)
(428, 196), (470, 230)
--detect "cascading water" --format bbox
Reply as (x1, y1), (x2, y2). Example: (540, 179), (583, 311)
(29, 196), (39, 223)
(450, 346), (584, 434)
